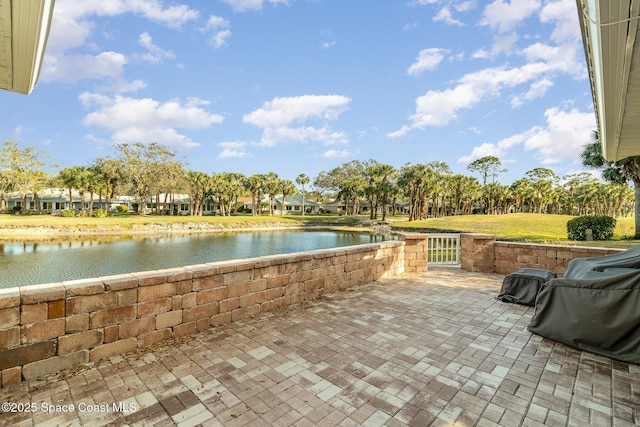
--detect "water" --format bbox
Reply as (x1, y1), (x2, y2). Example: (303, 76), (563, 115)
(0, 230), (395, 288)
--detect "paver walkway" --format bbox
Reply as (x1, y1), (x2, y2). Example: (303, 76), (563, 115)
(1, 269), (638, 426)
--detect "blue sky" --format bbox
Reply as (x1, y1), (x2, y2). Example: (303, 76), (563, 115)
(1, 0), (596, 186)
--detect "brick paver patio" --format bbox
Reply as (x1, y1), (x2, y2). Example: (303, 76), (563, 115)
(1, 269), (638, 426)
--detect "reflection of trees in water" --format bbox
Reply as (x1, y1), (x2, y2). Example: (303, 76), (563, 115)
(1, 230), (398, 287)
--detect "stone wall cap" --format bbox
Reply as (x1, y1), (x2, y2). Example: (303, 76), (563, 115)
(494, 240), (625, 253)
(20, 283), (66, 304)
(63, 278), (105, 296)
(101, 274), (139, 291)
(461, 233), (496, 240)
(0, 287), (21, 308)
(156, 267), (193, 282)
(395, 231), (428, 237)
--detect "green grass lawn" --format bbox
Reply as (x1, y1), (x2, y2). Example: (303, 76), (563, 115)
(390, 213), (639, 249)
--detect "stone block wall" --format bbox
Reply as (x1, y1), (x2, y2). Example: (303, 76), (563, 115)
(494, 242), (622, 275)
(397, 232), (429, 273)
(0, 241), (404, 388)
(459, 232), (623, 275)
(460, 233), (496, 273)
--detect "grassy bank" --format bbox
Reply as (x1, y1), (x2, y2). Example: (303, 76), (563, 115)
(390, 213), (638, 249)
(0, 213), (365, 230)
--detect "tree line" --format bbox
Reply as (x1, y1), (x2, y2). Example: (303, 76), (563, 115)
(0, 139), (635, 221)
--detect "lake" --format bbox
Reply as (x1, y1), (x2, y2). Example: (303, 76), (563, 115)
(0, 230), (395, 288)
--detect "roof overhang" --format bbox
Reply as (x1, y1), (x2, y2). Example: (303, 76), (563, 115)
(0, 0), (55, 95)
(576, 0), (640, 161)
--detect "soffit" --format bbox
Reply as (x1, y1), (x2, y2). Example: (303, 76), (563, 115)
(0, 0), (55, 95)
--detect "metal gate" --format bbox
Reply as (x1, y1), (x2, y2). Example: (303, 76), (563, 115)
(427, 233), (461, 266)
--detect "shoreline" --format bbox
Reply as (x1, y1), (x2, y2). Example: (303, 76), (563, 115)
(0, 222), (375, 241)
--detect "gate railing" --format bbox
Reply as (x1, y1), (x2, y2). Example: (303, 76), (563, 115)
(426, 233), (461, 266)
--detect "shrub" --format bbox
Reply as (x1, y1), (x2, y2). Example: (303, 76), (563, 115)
(93, 208), (108, 218)
(115, 205), (129, 213)
(567, 215), (616, 241)
(61, 209), (75, 217)
(12, 206), (22, 214)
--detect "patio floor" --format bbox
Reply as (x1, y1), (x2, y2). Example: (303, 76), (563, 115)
(1, 269), (638, 426)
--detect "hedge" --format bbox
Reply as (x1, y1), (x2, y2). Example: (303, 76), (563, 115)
(567, 215), (616, 241)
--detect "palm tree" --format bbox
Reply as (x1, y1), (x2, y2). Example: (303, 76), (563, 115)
(279, 179), (297, 216)
(58, 166), (90, 213)
(582, 130), (640, 237)
(58, 166), (80, 211)
(262, 172), (280, 216)
(295, 173), (310, 216)
(215, 172), (244, 216)
(364, 162), (395, 221)
(85, 166), (106, 215)
(244, 174), (264, 216)
(398, 163), (430, 221)
(186, 171), (211, 216)
(510, 178), (532, 213)
(93, 157), (124, 212)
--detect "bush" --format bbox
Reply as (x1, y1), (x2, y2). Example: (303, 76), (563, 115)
(12, 206), (22, 214)
(115, 205), (129, 213)
(93, 208), (108, 218)
(567, 215), (616, 241)
(61, 209), (75, 217)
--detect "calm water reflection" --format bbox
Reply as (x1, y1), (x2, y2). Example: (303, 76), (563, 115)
(0, 230), (394, 288)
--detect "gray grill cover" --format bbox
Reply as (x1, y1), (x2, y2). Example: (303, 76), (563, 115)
(528, 247), (640, 364)
(498, 269), (557, 306)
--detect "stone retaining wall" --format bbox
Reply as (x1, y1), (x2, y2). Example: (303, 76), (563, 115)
(0, 240), (406, 388)
(460, 233), (623, 275)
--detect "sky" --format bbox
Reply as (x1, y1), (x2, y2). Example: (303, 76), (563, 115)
(1, 0), (597, 187)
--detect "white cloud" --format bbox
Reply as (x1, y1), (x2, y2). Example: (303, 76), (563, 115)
(137, 32), (176, 63)
(410, 0), (440, 5)
(42, 51), (128, 84)
(412, 1), (475, 26)
(519, 42), (584, 78)
(261, 126), (349, 147)
(43, 0), (198, 84)
(390, 37), (584, 138)
(319, 28), (336, 50)
(539, 0), (581, 43)
(13, 126), (31, 136)
(221, 0), (290, 13)
(322, 149), (351, 159)
(458, 131), (534, 163)
(204, 15), (232, 49)
(217, 141), (252, 159)
(212, 30), (232, 49)
(321, 41), (336, 49)
(480, 0), (541, 33)
(407, 48), (448, 76)
(391, 66), (514, 136)
(455, 1), (475, 12)
(244, 95), (350, 128)
(511, 78), (553, 107)
(79, 93), (224, 149)
(243, 95), (351, 146)
(403, 22), (418, 30)
(53, 0), (199, 30)
(205, 15), (229, 30)
(433, 7), (463, 26)
(459, 106), (595, 165)
(522, 107), (595, 164)
(458, 143), (508, 164)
